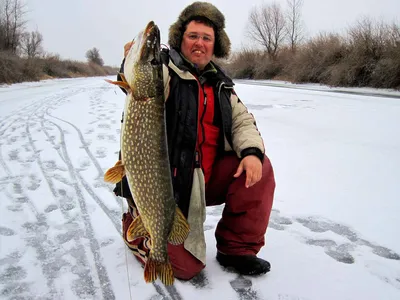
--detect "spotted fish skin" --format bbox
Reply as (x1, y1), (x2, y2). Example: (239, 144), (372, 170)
(104, 21), (189, 286)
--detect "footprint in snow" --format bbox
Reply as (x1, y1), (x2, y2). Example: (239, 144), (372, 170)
(44, 204), (58, 213)
(0, 266), (28, 282)
(100, 238), (115, 248)
(188, 270), (209, 289)
(97, 133), (106, 140)
(268, 209), (293, 231)
(56, 230), (80, 244)
(85, 128), (95, 134)
(8, 136), (18, 143)
(296, 216), (400, 261)
(95, 147), (107, 159)
(27, 174), (41, 191)
(107, 135), (117, 142)
(0, 227), (16, 236)
(306, 239), (355, 264)
(12, 182), (23, 194)
(98, 123), (111, 129)
(0, 251), (23, 266)
(230, 276), (259, 300)
(8, 149), (19, 161)
(7, 204), (23, 212)
(1, 282), (31, 298)
(78, 158), (91, 170)
(58, 189), (76, 211)
(277, 294), (312, 300)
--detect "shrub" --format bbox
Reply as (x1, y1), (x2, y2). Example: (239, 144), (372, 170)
(0, 51), (118, 84)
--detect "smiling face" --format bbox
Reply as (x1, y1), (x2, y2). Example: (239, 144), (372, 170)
(180, 20), (215, 70)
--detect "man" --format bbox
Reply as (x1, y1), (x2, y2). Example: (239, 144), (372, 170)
(114, 1), (275, 280)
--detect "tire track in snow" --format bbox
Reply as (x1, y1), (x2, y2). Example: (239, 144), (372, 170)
(0, 98), (70, 299)
(41, 117), (122, 234)
(0, 100), (47, 180)
(1, 88), (101, 299)
(26, 108), (101, 299)
(36, 104), (115, 299)
(0, 144), (12, 178)
(47, 112), (105, 178)
(21, 89), (99, 299)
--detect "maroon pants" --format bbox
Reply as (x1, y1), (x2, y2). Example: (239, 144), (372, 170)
(122, 153), (275, 280)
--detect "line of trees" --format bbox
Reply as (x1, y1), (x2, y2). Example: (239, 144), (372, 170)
(221, 0), (400, 90)
(0, 0), (116, 84)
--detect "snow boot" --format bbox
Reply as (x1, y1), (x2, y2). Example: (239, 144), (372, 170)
(216, 252), (271, 276)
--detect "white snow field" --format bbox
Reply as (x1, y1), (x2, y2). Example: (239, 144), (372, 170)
(0, 77), (399, 300)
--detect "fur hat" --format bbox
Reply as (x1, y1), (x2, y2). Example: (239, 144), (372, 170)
(168, 1), (231, 58)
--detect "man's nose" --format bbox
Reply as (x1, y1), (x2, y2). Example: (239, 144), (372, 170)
(194, 38), (205, 47)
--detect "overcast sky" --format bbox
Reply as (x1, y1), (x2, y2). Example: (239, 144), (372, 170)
(25, 0), (399, 66)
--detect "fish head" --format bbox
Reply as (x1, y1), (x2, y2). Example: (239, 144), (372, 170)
(124, 21), (162, 101)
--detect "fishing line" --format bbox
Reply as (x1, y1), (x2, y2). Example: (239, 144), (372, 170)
(121, 190), (133, 300)
(119, 111), (133, 300)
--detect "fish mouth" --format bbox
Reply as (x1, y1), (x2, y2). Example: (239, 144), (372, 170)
(139, 20), (160, 63)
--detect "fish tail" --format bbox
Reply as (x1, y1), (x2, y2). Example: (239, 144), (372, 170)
(168, 206), (190, 245)
(104, 160), (125, 183)
(144, 256), (174, 286)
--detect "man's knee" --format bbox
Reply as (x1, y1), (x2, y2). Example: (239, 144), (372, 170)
(261, 155), (275, 182)
(167, 244), (205, 280)
(173, 262), (205, 280)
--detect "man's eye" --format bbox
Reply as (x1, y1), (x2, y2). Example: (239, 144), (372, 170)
(189, 34), (198, 40)
(203, 36), (212, 42)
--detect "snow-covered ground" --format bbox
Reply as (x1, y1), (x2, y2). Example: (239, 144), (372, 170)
(0, 77), (399, 300)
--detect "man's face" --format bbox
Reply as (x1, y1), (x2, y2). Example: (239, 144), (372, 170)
(181, 20), (215, 70)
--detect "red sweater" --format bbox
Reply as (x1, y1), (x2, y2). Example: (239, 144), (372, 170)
(196, 83), (219, 184)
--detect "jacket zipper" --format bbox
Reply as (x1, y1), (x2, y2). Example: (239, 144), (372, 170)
(197, 87), (208, 170)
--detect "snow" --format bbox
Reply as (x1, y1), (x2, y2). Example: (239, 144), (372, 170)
(1, 77), (399, 300)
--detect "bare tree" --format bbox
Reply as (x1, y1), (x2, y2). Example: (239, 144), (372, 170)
(387, 22), (400, 47)
(348, 17), (388, 59)
(247, 2), (286, 59)
(0, 0), (26, 53)
(21, 29), (43, 58)
(86, 47), (104, 66)
(285, 0), (304, 52)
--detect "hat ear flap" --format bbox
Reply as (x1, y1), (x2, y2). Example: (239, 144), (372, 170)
(214, 29), (231, 58)
(168, 22), (183, 51)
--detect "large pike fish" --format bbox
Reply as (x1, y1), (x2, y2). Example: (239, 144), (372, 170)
(104, 21), (189, 286)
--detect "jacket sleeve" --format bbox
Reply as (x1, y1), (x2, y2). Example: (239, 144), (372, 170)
(230, 91), (265, 162)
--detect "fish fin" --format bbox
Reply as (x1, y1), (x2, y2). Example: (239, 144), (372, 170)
(103, 160), (125, 183)
(168, 207), (190, 245)
(144, 256), (174, 285)
(104, 79), (131, 93)
(127, 215), (150, 242)
(119, 73), (128, 84)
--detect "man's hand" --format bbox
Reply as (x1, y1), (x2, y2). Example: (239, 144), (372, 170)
(124, 41), (134, 58)
(233, 155), (262, 188)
